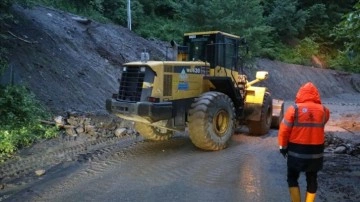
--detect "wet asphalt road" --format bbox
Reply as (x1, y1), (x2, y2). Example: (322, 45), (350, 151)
(2, 97), (360, 202)
(3, 129), (300, 202)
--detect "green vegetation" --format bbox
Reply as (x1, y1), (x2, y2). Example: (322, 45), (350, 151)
(0, 85), (57, 161)
(1, 0), (57, 161)
(0, 0), (12, 74)
(19, 0), (358, 72)
(276, 37), (320, 66)
(331, 2), (360, 73)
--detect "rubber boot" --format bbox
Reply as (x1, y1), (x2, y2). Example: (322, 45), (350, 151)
(305, 192), (316, 202)
(289, 187), (301, 202)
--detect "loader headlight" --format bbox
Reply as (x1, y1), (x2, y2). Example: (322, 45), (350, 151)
(140, 66), (146, 72)
(123, 67), (127, 72)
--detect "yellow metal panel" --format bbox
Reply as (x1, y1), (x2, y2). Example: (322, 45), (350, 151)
(172, 70), (204, 99)
(142, 82), (153, 88)
(152, 63), (164, 99)
(209, 68), (215, 76)
(127, 61), (210, 101)
(125, 61), (206, 67)
(245, 86), (266, 104)
(184, 31), (240, 39)
(184, 31), (221, 36)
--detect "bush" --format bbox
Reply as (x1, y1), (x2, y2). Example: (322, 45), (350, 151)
(329, 50), (360, 73)
(0, 85), (58, 161)
(134, 17), (185, 42)
(276, 37), (320, 66)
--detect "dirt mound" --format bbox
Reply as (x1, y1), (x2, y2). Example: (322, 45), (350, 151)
(249, 59), (360, 101)
(1, 5), (169, 114)
(1, 5), (360, 115)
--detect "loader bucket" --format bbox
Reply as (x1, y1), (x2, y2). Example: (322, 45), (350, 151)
(271, 99), (284, 129)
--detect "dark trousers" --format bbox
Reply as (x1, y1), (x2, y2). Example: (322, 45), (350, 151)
(287, 167), (318, 193)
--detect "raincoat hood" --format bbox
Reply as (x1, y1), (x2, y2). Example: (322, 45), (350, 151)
(295, 82), (321, 104)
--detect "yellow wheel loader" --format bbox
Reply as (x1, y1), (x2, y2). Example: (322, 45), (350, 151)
(106, 31), (284, 151)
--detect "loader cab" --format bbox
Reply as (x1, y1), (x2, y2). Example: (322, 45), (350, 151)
(182, 31), (241, 70)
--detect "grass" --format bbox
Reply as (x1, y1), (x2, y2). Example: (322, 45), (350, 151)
(0, 85), (58, 161)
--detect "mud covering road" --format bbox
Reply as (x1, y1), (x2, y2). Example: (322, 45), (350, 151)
(1, 93), (359, 202)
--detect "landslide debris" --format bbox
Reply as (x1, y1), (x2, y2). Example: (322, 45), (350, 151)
(1, 5), (169, 114)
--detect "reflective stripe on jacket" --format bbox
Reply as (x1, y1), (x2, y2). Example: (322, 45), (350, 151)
(278, 82), (330, 148)
(279, 103), (328, 146)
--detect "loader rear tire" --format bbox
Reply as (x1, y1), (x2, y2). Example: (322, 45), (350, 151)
(134, 122), (173, 141)
(188, 92), (235, 151)
(247, 92), (272, 136)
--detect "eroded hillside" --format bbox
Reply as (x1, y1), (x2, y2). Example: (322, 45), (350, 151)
(1, 5), (360, 114)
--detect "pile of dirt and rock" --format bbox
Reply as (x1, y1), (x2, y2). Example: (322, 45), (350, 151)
(50, 112), (136, 140)
(1, 5), (171, 115)
(325, 132), (360, 156)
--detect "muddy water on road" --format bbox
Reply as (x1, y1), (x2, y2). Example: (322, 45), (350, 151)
(4, 131), (289, 202)
(3, 130), (359, 201)
(2, 93), (360, 202)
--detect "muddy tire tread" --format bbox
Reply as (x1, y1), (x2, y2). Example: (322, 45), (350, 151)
(134, 122), (173, 141)
(188, 92), (235, 151)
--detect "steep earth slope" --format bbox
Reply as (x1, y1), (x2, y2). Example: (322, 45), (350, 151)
(1, 5), (359, 116)
(1, 5), (170, 114)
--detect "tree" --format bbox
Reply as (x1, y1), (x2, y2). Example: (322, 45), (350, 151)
(265, 0), (308, 41)
(332, 2), (360, 72)
(101, 0), (144, 27)
(297, 0), (356, 59)
(132, 0), (183, 41)
(1, 0), (15, 75)
(178, 0), (273, 57)
(138, 0), (178, 17)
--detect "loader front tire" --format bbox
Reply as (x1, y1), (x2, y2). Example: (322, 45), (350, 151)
(247, 92), (272, 136)
(134, 122), (173, 141)
(188, 92), (235, 151)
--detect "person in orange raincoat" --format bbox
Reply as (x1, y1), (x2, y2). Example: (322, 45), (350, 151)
(278, 82), (330, 202)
